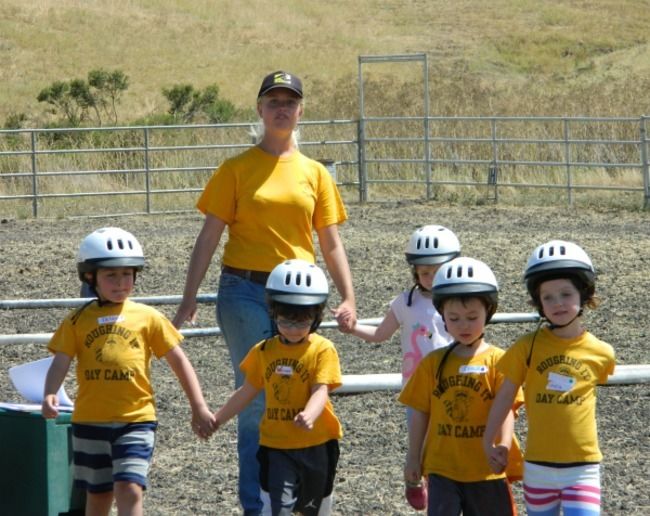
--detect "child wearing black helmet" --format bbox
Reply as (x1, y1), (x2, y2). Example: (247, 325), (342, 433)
(42, 227), (215, 515)
(399, 257), (523, 515)
(213, 259), (342, 516)
(484, 240), (615, 515)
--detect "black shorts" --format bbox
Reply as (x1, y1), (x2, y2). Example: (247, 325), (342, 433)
(426, 473), (516, 516)
(257, 439), (340, 515)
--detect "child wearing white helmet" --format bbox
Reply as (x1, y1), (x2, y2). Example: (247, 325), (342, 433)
(342, 225), (459, 510)
(213, 259), (342, 516)
(399, 257), (524, 515)
(343, 225), (459, 382)
(42, 227), (215, 515)
(484, 240), (615, 516)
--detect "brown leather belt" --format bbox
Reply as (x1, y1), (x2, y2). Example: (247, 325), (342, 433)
(221, 265), (270, 285)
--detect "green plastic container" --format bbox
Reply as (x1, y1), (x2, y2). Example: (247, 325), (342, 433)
(0, 408), (85, 515)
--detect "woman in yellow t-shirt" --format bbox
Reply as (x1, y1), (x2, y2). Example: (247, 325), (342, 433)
(172, 71), (356, 513)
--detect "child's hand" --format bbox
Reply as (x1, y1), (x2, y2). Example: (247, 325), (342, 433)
(294, 410), (316, 430)
(404, 455), (422, 485)
(191, 405), (216, 440)
(331, 302), (356, 332)
(485, 444), (509, 474)
(42, 394), (60, 419)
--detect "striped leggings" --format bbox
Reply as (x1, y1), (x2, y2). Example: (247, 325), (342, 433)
(523, 462), (601, 516)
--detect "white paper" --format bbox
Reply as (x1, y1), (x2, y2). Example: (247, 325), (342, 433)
(8, 356), (74, 407)
(0, 402), (73, 413)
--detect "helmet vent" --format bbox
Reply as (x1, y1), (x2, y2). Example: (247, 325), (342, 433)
(107, 240), (113, 250)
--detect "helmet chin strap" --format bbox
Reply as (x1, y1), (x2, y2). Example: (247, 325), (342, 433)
(460, 332), (484, 347)
(407, 283), (431, 307)
(279, 335), (308, 345)
(547, 308), (583, 330)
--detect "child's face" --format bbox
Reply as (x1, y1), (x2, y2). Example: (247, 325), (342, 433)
(539, 278), (581, 327)
(93, 267), (135, 303)
(276, 316), (313, 344)
(442, 297), (487, 346)
(415, 264), (440, 290)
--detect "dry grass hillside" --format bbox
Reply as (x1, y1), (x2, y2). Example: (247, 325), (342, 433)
(2, 0), (650, 124)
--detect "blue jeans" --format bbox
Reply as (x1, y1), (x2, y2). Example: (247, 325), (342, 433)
(217, 272), (275, 515)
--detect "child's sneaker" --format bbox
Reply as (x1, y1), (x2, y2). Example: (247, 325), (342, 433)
(405, 480), (427, 511)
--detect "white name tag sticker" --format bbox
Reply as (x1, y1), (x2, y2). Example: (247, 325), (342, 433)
(275, 365), (293, 376)
(98, 315), (124, 324)
(459, 365), (488, 374)
(546, 371), (576, 392)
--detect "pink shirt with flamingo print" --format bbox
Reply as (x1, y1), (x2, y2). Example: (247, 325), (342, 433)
(390, 288), (452, 384)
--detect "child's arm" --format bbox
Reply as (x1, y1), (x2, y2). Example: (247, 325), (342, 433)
(344, 309), (399, 342)
(214, 380), (260, 429)
(294, 383), (329, 430)
(404, 409), (428, 485)
(483, 379), (518, 467)
(164, 346), (215, 439)
(42, 352), (72, 419)
(487, 408), (516, 474)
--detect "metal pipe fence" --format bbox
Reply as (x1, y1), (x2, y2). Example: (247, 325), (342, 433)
(1, 295), (648, 386)
(1, 115), (649, 218)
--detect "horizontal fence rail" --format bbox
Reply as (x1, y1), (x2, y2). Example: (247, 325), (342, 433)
(1, 115), (649, 217)
(1, 295), (648, 389)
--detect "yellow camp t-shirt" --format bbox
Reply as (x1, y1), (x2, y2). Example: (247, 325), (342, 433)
(399, 344), (524, 483)
(48, 299), (182, 423)
(498, 327), (615, 464)
(197, 146), (347, 272)
(241, 333), (343, 449)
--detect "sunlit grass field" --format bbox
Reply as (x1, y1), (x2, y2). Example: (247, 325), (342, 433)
(1, 0), (650, 215)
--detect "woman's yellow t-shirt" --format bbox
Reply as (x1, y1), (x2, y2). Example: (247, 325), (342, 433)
(197, 146), (347, 272)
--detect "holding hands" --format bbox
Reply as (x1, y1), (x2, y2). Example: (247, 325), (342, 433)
(484, 443), (509, 474)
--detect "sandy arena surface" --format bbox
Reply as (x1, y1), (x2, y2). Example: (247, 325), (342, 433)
(0, 202), (648, 514)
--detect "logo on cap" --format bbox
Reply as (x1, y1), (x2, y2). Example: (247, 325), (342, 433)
(273, 72), (293, 85)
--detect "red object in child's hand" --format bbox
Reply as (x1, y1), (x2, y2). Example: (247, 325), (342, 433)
(405, 480), (428, 511)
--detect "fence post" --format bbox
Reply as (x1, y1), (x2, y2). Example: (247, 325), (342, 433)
(641, 116), (649, 209)
(564, 118), (573, 206)
(143, 127), (151, 214)
(357, 118), (367, 202)
(30, 130), (38, 217)
(489, 118), (499, 202)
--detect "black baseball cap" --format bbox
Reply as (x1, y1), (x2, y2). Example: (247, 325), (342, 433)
(257, 71), (303, 98)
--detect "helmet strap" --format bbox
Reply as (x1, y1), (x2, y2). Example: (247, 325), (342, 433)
(279, 334), (308, 345)
(406, 284), (418, 307)
(547, 308), (583, 330)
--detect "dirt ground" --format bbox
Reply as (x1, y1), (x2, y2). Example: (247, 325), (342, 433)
(0, 202), (648, 515)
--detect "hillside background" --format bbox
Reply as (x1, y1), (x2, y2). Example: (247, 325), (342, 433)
(2, 0), (650, 126)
